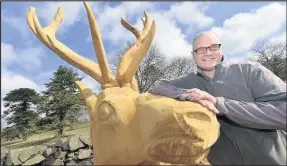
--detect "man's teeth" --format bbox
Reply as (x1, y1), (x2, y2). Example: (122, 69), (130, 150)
(204, 58), (214, 61)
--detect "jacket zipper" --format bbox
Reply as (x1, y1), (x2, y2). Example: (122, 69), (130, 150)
(197, 72), (216, 96)
(210, 80), (216, 96)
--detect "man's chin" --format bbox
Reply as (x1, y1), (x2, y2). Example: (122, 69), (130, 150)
(200, 66), (215, 71)
(198, 61), (217, 70)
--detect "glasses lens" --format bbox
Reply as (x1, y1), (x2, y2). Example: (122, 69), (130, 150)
(210, 44), (220, 51)
(196, 48), (206, 54)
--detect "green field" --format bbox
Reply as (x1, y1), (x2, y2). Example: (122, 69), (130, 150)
(1, 122), (90, 150)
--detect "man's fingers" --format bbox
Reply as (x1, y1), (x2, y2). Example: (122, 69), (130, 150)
(186, 88), (200, 93)
(187, 89), (206, 100)
(206, 102), (219, 114)
(197, 100), (219, 114)
(187, 89), (217, 106)
(186, 89), (193, 93)
(198, 100), (207, 107)
(188, 93), (200, 101)
(206, 102), (215, 112)
(196, 93), (203, 100)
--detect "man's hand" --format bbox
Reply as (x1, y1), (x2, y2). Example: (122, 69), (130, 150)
(186, 88), (217, 104)
(186, 88), (219, 114)
(197, 99), (219, 114)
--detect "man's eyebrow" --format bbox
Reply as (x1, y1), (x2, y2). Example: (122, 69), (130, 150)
(194, 44), (219, 49)
(195, 46), (204, 49)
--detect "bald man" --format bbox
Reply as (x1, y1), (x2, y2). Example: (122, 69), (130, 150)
(151, 31), (286, 165)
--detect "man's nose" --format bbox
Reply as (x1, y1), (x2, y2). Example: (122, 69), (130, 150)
(205, 48), (212, 56)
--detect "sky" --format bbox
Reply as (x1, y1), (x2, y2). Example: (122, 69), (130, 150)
(1, 1), (286, 126)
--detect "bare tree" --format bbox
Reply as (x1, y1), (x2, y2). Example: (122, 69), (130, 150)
(111, 41), (168, 93)
(165, 56), (197, 80)
(250, 42), (286, 81)
(111, 41), (197, 92)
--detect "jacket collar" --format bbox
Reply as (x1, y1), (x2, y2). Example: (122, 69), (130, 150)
(196, 61), (224, 80)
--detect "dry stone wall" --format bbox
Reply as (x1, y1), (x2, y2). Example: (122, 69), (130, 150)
(1, 131), (210, 165)
(1, 131), (94, 166)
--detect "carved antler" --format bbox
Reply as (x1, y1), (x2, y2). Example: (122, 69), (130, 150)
(26, 1), (155, 92)
(83, 2), (116, 88)
(116, 12), (156, 89)
(26, 2), (117, 88)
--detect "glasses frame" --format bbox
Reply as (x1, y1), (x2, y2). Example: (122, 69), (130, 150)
(193, 44), (221, 54)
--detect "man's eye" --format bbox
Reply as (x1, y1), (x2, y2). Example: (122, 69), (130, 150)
(210, 44), (220, 49)
(197, 48), (205, 52)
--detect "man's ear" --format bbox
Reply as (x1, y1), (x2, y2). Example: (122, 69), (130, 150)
(192, 53), (197, 61)
(221, 54), (224, 61)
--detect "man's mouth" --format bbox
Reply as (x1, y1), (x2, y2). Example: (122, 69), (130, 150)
(203, 57), (215, 61)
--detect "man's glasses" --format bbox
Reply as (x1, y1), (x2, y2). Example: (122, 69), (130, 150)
(193, 44), (221, 54)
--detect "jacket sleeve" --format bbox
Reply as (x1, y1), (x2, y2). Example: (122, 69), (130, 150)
(150, 73), (200, 100)
(150, 80), (189, 100)
(216, 62), (286, 130)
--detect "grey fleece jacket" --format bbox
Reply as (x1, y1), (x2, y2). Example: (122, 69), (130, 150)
(150, 61), (286, 165)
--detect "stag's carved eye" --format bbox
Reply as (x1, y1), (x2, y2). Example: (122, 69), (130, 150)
(98, 102), (114, 120)
(98, 101), (120, 125)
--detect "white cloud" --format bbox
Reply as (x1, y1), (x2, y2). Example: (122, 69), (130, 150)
(2, 2), (86, 41)
(86, 2), (155, 44)
(167, 2), (214, 30)
(209, 2), (286, 57)
(35, 70), (54, 85)
(35, 2), (85, 35)
(134, 2), (212, 59)
(229, 31), (286, 63)
(269, 32), (286, 44)
(1, 69), (44, 99)
(228, 51), (254, 63)
(1, 42), (46, 71)
(140, 12), (192, 59)
(85, 2), (212, 59)
(1, 40), (46, 102)
(2, 10), (31, 38)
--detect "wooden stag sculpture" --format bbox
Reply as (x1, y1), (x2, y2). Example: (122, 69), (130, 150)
(26, 2), (220, 165)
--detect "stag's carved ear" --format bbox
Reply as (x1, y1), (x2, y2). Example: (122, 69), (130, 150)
(75, 81), (97, 121)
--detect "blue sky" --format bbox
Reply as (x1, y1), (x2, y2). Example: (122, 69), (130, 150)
(1, 1), (286, 126)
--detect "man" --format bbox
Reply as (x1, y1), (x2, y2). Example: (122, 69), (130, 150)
(150, 31), (286, 165)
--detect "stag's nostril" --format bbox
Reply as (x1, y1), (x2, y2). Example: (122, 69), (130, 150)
(98, 102), (115, 121)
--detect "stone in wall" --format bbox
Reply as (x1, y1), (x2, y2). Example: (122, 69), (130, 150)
(1, 132), (94, 166)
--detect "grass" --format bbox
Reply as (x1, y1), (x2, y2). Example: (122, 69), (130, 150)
(1, 122), (91, 150)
